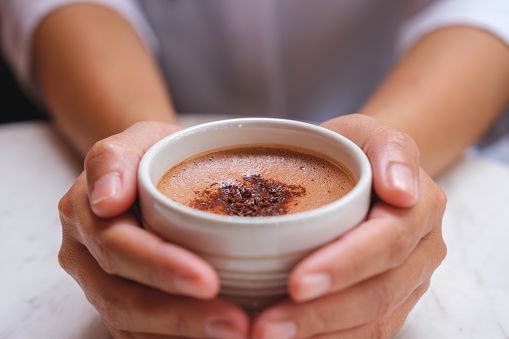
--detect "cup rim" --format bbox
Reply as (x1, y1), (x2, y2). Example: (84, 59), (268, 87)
(138, 117), (372, 226)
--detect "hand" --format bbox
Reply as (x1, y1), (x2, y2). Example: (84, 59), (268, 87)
(58, 121), (250, 338)
(251, 114), (447, 338)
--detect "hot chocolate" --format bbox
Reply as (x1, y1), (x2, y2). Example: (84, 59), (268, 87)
(156, 145), (355, 216)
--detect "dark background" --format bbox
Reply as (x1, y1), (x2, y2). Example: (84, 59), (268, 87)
(0, 54), (49, 124)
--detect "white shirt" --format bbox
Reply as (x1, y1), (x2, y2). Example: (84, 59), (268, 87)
(1, 0), (508, 160)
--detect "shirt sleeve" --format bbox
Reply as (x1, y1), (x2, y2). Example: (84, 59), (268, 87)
(0, 0), (158, 101)
(397, 0), (509, 55)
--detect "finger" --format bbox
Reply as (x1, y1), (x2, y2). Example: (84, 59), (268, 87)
(252, 227), (446, 339)
(84, 121), (182, 218)
(288, 169), (445, 302)
(310, 281), (431, 339)
(59, 173), (219, 299)
(108, 333), (229, 339)
(288, 203), (422, 302)
(59, 238), (250, 339)
(86, 213), (221, 299)
(320, 114), (420, 208)
(106, 333), (197, 339)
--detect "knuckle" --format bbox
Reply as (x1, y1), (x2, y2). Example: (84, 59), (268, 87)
(387, 129), (414, 148)
(371, 320), (392, 339)
(372, 280), (399, 320)
(425, 176), (447, 216)
(435, 187), (447, 215)
(170, 314), (190, 334)
(373, 297), (392, 321)
(94, 292), (124, 329)
(370, 321), (390, 339)
(92, 233), (116, 275)
(57, 199), (72, 236)
(57, 194), (71, 218)
(389, 223), (415, 267)
(420, 279), (432, 294)
(57, 239), (72, 270)
(57, 188), (86, 273)
(305, 305), (327, 336)
(437, 236), (448, 263)
(57, 190), (82, 244)
(84, 137), (125, 170)
(57, 186), (81, 226)
(385, 129), (420, 160)
(57, 245), (70, 272)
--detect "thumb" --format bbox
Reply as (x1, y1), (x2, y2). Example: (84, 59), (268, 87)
(84, 121), (182, 218)
(320, 114), (419, 208)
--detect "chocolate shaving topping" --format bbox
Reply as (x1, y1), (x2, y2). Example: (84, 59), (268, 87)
(190, 174), (306, 217)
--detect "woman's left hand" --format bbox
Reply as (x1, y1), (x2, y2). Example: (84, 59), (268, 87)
(251, 114), (447, 338)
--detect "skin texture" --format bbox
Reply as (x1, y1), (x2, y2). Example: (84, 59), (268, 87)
(32, 3), (509, 339)
(33, 3), (177, 156)
(360, 26), (509, 177)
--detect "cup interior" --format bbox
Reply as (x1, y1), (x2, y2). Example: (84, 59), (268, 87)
(139, 117), (370, 222)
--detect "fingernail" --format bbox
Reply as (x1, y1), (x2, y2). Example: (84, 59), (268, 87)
(91, 173), (121, 205)
(207, 319), (245, 339)
(296, 272), (331, 301)
(386, 163), (417, 201)
(262, 321), (297, 339)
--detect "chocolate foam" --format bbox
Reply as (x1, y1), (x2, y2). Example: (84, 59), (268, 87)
(157, 146), (355, 216)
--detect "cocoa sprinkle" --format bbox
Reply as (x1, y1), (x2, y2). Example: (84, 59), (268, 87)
(190, 174), (306, 216)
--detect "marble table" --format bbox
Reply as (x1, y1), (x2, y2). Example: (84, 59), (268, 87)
(1, 120), (508, 339)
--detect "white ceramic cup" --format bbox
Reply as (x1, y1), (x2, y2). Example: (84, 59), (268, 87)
(137, 117), (372, 314)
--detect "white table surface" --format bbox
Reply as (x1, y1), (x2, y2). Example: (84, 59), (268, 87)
(1, 120), (508, 339)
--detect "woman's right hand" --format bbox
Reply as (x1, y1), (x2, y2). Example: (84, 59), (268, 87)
(58, 121), (250, 338)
